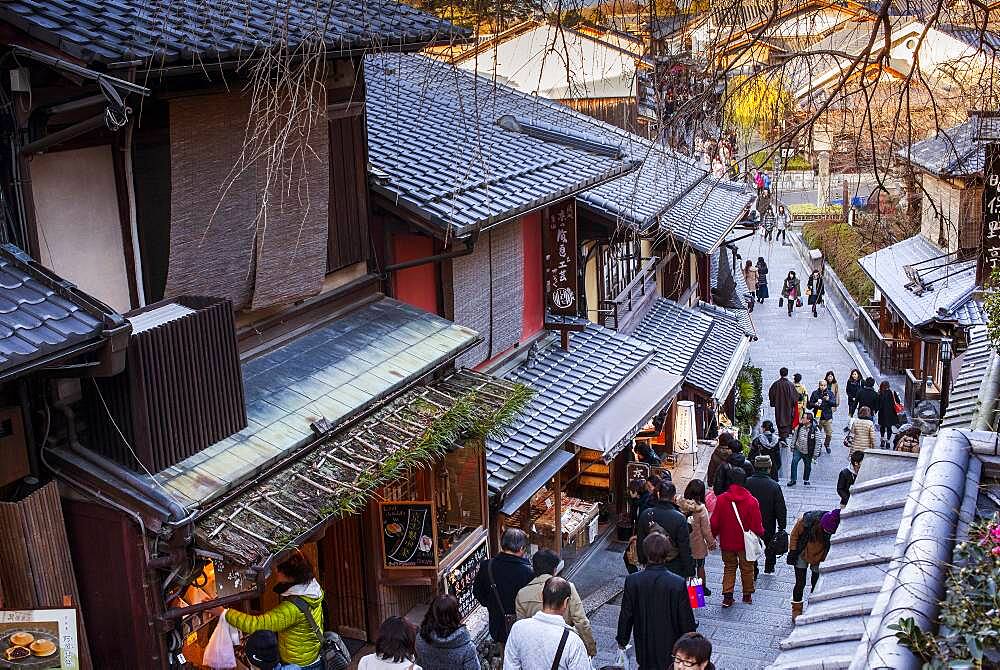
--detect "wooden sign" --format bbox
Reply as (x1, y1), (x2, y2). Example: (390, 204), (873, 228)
(543, 200), (578, 316)
(625, 462), (650, 483)
(442, 538), (489, 620)
(979, 143), (1000, 285)
(381, 502), (436, 569)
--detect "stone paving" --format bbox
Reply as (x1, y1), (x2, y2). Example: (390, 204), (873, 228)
(580, 233), (860, 670)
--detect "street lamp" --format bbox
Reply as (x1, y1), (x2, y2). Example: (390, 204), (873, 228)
(940, 337), (953, 419)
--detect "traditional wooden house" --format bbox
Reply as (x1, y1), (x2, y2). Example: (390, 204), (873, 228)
(856, 116), (991, 414)
(0, 244), (129, 670)
(451, 21), (653, 132)
(364, 53), (752, 564)
(0, 1), (536, 668)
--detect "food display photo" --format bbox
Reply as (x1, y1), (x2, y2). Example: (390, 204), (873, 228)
(0, 622), (60, 669)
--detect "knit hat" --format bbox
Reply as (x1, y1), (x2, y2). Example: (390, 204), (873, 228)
(245, 630), (280, 670)
(820, 509), (841, 534)
(754, 455), (772, 470)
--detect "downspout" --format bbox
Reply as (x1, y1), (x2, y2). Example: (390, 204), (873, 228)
(381, 229), (479, 274)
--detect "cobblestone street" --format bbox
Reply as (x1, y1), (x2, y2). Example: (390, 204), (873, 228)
(578, 232), (861, 670)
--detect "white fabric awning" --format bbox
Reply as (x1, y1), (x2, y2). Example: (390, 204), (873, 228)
(569, 365), (683, 461)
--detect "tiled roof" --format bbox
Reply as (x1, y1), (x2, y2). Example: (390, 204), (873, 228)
(365, 53), (640, 237)
(156, 298), (480, 507)
(0, 244), (118, 379)
(0, 0), (465, 65)
(897, 117), (984, 177)
(940, 327), (995, 430)
(691, 302), (752, 397)
(941, 24), (1000, 54)
(486, 323), (654, 495)
(771, 451), (921, 669)
(365, 53), (749, 250)
(629, 297), (751, 398)
(710, 248), (758, 339)
(858, 234), (985, 328)
(580, 157), (753, 254)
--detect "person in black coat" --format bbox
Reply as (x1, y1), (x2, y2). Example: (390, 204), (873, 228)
(472, 528), (534, 644)
(744, 456), (787, 575)
(617, 534), (697, 670)
(748, 421), (782, 480)
(845, 369), (863, 417)
(856, 377), (879, 419)
(838, 451), (864, 507)
(876, 381), (899, 448)
(636, 481), (695, 578)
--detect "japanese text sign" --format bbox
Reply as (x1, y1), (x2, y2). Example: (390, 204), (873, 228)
(979, 143), (1000, 285)
(543, 200), (578, 316)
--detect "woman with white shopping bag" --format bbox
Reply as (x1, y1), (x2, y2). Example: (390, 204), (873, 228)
(224, 553), (326, 670)
(708, 469), (765, 608)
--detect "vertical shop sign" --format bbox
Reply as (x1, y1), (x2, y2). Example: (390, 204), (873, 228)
(443, 539), (489, 620)
(979, 143), (1000, 285)
(543, 200), (578, 316)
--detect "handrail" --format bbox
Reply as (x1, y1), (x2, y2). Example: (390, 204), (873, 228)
(608, 256), (661, 305)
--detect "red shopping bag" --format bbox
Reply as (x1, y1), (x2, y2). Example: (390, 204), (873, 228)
(687, 578), (705, 609)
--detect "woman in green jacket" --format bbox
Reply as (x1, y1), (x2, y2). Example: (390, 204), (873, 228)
(226, 553), (325, 669)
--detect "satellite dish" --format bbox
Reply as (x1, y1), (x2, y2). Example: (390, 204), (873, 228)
(912, 400), (941, 434)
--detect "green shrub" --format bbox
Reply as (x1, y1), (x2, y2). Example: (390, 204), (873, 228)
(789, 203), (842, 216)
(891, 515), (1000, 668)
(749, 150), (812, 171)
(802, 220), (875, 305)
(734, 363), (763, 446)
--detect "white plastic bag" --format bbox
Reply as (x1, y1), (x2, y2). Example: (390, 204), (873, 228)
(203, 609), (239, 669)
(614, 644), (632, 670)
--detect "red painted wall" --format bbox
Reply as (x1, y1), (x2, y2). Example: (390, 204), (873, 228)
(521, 212), (543, 340)
(391, 234), (439, 314)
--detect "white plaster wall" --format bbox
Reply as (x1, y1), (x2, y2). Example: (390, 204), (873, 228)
(31, 145), (132, 311)
(919, 173), (961, 253)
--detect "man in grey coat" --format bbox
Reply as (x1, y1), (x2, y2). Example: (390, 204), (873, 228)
(515, 549), (596, 657)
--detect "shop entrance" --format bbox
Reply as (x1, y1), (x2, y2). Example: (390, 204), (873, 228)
(320, 515), (369, 641)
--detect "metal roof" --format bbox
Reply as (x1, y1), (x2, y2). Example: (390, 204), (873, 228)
(486, 323), (654, 496)
(897, 117), (984, 177)
(0, 244), (119, 379)
(196, 370), (523, 567)
(858, 234), (985, 328)
(0, 0), (465, 64)
(691, 302), (753, 398)
(156, 297), (480, 508)
(364, 53), (641, 238)
(940, 327), (995, 430)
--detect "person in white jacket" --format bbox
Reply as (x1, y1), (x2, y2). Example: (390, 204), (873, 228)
(504, 578), (590, 670)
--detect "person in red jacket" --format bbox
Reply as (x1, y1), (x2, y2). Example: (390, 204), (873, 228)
(709, 469), (765, 608)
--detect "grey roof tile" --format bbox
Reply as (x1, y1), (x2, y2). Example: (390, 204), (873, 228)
(0, 0), (466, 65)
(941, 326), (994, 430)
(0, 244), (115, 378)
(858, 234), (985, 328)
(486, 323), (654, 495)
(898, 117), (984, 177)
(365, 54), (639, 237)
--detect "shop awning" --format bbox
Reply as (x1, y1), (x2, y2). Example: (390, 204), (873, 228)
(193, 370), (531, 568)
(499, 449), (576, 516)
(568, 365), (683, 461)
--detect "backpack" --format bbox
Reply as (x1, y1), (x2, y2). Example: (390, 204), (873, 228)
(290, 597), (351, 670)
(640, 508), (679, 562)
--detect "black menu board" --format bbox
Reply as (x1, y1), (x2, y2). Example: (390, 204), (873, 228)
(626, 462), (650, 483)
(443, 539), (489, 620)
(381, 501), (436, 569)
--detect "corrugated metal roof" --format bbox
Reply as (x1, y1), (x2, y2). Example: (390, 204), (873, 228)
(157, 298), (480, 507)
(486, 323), (654, 495)
(0, 244), (114, 378)
(365, 53), (640, 237)
(0, 0), (466, 65)
(940, 327), (994, 430)
(858, 235), (985, 328)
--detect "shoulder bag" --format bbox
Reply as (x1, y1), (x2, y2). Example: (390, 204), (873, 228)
(843, 419), (855, 450)
(487, 559), (517, 635)
(731, 502), (766, 562)
(551, 629), (570, 670)
(289, 596), (351, 670)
